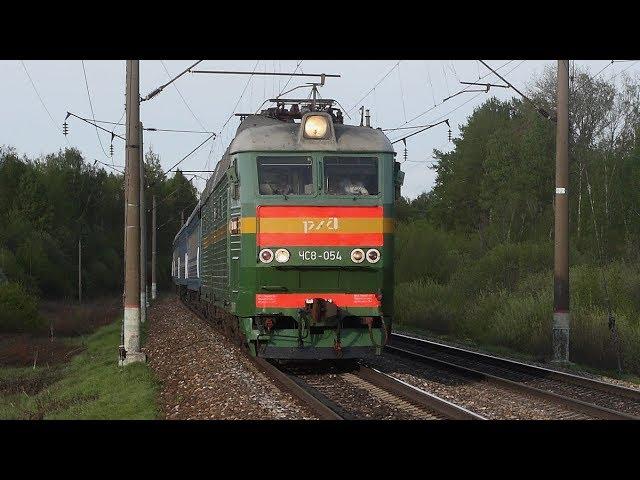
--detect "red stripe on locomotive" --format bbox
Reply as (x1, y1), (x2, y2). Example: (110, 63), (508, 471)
(255, 293), (381, 308)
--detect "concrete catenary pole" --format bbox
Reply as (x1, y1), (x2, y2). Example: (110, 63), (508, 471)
(120, 60), (145, 366)
(139, 121), (147, 323)
(553, 59), (570, 362)
(151, 195), (157, 300)
(78, 237), (82, 304)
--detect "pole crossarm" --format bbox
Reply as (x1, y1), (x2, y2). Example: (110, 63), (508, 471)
(479, 60), (554, 121)
(459, 81), (509, 88)
(65, 116), (214, 134)
(390, 119), (450, 145)
(65, 111), (126, 140)
(141, 60), (204, 102)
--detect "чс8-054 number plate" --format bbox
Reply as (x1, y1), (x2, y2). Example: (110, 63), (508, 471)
(298, 250), (343, 261)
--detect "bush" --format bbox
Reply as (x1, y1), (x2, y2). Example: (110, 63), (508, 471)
(0, 282), (46, 334)
(570, 308), (622, 371)
(481, 289), (552, 357)
(394, 221), (470, 285)
(617, 319), (640, 374)
(571, 262), (640, 320)
(450, 241), (553, 297)
(568, 262), (640, 373)
(394, 279), (463, 334)
(0, 248), (33, 292)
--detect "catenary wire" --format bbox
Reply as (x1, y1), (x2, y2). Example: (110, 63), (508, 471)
(160, 60), (208, 131)
(81, 60), (111, 158)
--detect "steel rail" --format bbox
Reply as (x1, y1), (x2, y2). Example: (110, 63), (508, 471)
(250, 357), (345, 420)
(278, 362), (484, 420)
(391, 333), (640, 401)
(388, 333), (640, 420)
(356, 365), (486, 420)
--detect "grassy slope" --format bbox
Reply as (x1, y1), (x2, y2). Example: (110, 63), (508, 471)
(0, 321), (158, 419)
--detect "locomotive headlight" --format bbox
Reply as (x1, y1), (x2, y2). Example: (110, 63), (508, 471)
(304, 115), (328, 139)
(275, 248), (290, 263)
(366, 249), (381, 263)
(259, 248), (274, 263)
(350, 248), (365, 263)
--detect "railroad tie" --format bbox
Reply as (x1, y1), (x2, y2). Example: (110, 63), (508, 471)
(340, 373), (440, 420)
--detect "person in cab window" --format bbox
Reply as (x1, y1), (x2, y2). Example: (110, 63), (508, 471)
(260, 173), (292, 195)
(338, 177), (369, 195)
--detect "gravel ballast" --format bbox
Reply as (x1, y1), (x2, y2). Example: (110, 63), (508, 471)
(364, 353), (592, 419)
(143, 296), (317, 420)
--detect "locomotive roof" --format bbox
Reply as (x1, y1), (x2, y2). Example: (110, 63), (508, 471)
(174, 113), (395, 243)
(229, 114), (395, 154)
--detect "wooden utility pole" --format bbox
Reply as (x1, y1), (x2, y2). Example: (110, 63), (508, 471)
(152, 195), (157, 300)
(139, 121), (147, 324)
(78, 237), (82, 304)
(553, 59), (570, 362)
(120, 60), (145, 366)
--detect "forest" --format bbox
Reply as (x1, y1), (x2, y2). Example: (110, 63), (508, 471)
(394, 65), (640, 374)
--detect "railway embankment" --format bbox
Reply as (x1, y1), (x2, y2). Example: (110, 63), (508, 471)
(0, 299), (157, 419)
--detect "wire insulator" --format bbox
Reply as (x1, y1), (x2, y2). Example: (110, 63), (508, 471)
(402, 139), (407, 162)
(63, 122), (68, 136)
(110, 143), (114, 157)
(448, 128), (452, 142)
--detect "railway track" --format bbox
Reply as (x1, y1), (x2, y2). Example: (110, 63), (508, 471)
(385, 332), (640, 420)
(180, 298), (484, 420)
(252, 357), (485, 420)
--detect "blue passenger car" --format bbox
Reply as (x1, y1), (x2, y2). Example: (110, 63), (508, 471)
(172, 205), (202, 292)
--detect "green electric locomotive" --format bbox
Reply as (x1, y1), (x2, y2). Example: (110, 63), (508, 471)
(172, 97), (403, 359)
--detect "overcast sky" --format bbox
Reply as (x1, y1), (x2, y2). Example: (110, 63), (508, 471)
(2, 59), (637, 198)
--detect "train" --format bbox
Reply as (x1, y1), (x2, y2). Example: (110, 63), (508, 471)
(172, 97), (403, 360)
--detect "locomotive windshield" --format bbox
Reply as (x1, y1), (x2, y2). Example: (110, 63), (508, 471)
(324, 157), (379, 196)
(258, 157), (313, 195)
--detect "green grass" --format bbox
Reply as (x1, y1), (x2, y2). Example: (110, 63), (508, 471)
(0, 320), (159, 419)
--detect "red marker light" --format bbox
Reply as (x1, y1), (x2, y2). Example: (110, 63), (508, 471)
(366, 249), (380, 263)
(259, 249), (274, 263)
